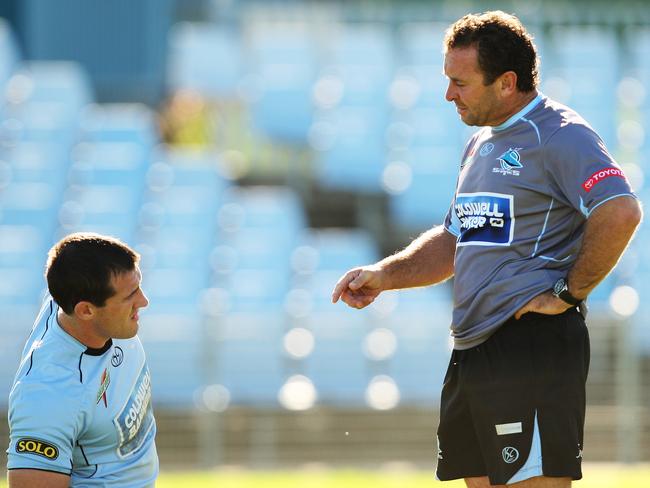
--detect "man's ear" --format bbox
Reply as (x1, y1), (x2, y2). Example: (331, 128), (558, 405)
(498, 71), (518, 97)
(73, 301), (96, 321)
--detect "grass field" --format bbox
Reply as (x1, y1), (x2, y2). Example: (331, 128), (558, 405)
(2, 464), (649, 487)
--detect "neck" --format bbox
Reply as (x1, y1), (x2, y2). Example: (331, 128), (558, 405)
(492, 89), (538, 126)
(57, 309), (107, 349)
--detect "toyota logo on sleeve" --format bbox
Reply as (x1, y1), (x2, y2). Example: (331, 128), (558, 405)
(502, 446), (519, 464)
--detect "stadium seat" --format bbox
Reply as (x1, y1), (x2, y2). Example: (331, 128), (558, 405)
(246, 22), (318, 143)
(0, 224), (48, 268)
(302, 309), (369, 406)
(79, 103), (157, 148)
(0, 180), (61, 231)
(314, 106), (388, 192)
(0, 266), (46, 306)
(297, 228), (379, 273)
(388, 145), (458, 229)
(0, 305), (38, 408)
(69, 141), (149, 186)
(208, 309), (286, 406)
(0, 17), (19, 95)
(4, 142), (70, 190)
(385, 286), (453, 405)
(138, 306), (206, 407)
(398, 22), (448, 68)
(167, 22), (243, 98)
(58, 184), (142, 242)
(324, 24), (394, 107)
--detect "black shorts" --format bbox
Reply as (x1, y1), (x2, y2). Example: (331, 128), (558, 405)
(435, 308), (590, 485)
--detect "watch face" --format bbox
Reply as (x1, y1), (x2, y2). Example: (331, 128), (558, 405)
(553, 279), (566, 295)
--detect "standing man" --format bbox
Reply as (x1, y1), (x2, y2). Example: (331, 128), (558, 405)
(332, 11), (642, 488)
(7, 233), (158, 487)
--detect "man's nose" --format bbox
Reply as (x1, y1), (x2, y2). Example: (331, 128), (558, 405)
(445, 82), (456, 102)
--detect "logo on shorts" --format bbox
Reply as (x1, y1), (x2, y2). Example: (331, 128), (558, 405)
(582, 167), (625, 192)
(16, 438), (59, 460)
(502, 446), (519, 464)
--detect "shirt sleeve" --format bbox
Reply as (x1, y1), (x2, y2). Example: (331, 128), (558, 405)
(544, 122), (636, 217)
(443, 199), (460, 237)
(7, 379), (83, 474)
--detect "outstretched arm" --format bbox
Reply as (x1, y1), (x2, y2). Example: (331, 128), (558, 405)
(515, 195), (642, 318)
(332, 225), (457, 309)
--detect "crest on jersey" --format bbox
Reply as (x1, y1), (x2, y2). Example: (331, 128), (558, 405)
(493, 148), (523, 176)
(96, 368), (110, 407)
(479, 142), (495, 157)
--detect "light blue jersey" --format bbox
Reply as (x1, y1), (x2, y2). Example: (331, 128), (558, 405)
(7, 296), (159, 487)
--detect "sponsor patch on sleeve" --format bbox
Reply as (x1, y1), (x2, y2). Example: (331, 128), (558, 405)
(582, 167), (626, 192)
(15, 437), (59, 460)
(455, 192), (515, 246)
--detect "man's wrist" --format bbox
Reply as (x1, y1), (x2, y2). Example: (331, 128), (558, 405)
(552, 277), (582, 306)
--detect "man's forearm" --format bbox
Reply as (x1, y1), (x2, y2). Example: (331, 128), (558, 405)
(568, 196), (642, 299)
(378, 225), (456, 290)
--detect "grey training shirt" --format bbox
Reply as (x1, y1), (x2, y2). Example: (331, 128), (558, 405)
(443, 93), (636, 349)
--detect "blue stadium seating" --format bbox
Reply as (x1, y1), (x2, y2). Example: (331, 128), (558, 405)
(0, 18), (18, 95)
(249, 23), (318, 143)
(0, 305), (39, 408)
(325, 24), (394, 107)
(388, 145), (459, 229)
(303, 309), (369, 406)
(315, 106), (388, 191)
(167, 22), (243, 98)
(137, 305), (206, 407)
(208, 310), (286, 406)
(383, 286), (453, 405)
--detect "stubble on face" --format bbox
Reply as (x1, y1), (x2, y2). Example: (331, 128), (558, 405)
(444, 46), (501, 127)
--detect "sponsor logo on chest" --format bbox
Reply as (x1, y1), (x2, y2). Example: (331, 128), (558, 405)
(455, 192), (515, 246)
(113, 365), (154, 458)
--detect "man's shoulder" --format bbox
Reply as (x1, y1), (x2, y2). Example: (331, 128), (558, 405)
(10, 363), (88, 418)
(533, 97), (598, 146)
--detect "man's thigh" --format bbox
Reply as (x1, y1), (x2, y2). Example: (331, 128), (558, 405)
(464, 475), (572, 487)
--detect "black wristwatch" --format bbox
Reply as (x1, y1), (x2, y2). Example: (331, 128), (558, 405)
(552, 278), (581, 306)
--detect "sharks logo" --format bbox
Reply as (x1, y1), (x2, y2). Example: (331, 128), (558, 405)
(493, 148), (523, 176)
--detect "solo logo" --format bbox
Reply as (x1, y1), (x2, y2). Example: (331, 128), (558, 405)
(582, 168), (625, 192)
(16, 438), (59, 459)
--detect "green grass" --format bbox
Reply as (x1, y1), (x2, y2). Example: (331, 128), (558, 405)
(155, 464), (650, 488)
(3, 464), (649, 487)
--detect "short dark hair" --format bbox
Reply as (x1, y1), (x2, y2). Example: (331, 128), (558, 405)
(46, 233), (139, 314)
(444, 11), (539, 92)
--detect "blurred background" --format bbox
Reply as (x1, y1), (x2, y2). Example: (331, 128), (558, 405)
(0, 0), (649, 476)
